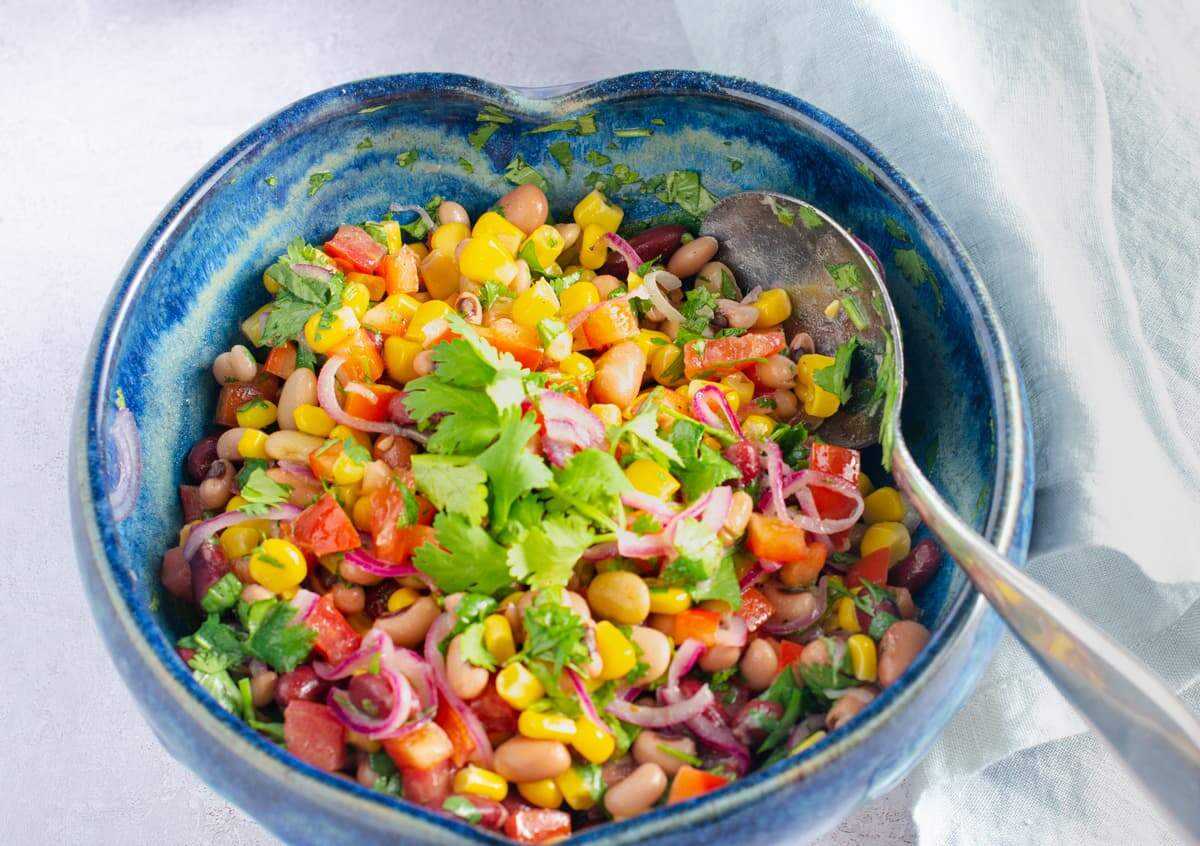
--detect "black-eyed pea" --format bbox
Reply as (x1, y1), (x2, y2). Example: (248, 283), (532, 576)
(665, 236), (718, 279)
(437, 200), (470, 226)
(373, 596), (440, 648)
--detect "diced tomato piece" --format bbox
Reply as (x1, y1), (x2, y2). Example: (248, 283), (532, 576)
(582, 298), (638, 348)
(331, 328), (384, 382)
(362, 300), (410, 336)
(399, 761), (454, 808)
(846, 548), (890, 589)
(214, 373), (281, 427)
(667, 764), (730, 804)
(809, 443), (860, 484)
(345, 270), (386, 301)
(478, 322), (543, 370)
(780, 542), (827, 587)
(293, 492), (361, 556)
(370, 477), (436, 563)
(264, 343), (297, 379)
(383, 721), (454, 771)
(746, 513), (810, 564)
(434, 696), (477, 767)
(383, 246), (420, 294)
(324, 224), (387, 273)
(306, 593), (362, 664)
(283, 700), (346, 772)
(504, 807), (572, 844)
(673, 608), (722, 646)
(469, 682), (519, 745)
(308, 440), (341, 482)
(683, 330), (785, 379)
(737, 587), (775, 633)
(778, 640), (806, 669)
(342, 383), (399, 423)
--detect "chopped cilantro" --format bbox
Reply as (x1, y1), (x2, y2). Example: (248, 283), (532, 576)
(295, 343), (316, 372)
(655, 170), (717, 217)
(812, 337), (859, 403)
(769, 198), (796, 226)
(506, 513), (593, 588)
(667, 419), (739, 500)
(457, 157), (474, 174)
(413, 512), (513, 596)
(356, 136), (373, 150)
(411, 454), (488, 524)
(841, 296), (870, 330)
(235, 458), (269, 491)
(246, 601), (317, 672)
(884, 217), (911, 242)
(770, 421), (811, 467)
(656, 744), (702, 767)
(854, 161), (875, 182)
(894, 248), (943, 309)
(614, 127), (653, 138)
(520, 590), (589, 674)
(631, 513), (662, 535)
(306, 171), (334, 196)
(442, 796), (482, 824)
(458, 622), (497, 670)
(467, 122), (500, 150)
(201, 572), (243, 614)
(503, 155), (550, 192)
(585, 150), (612, 167)
(798, 206), (824, 229)
(264, 175), (278, 187)
(650, 117), (666, 126)
(549, 448), (631, 529)
(825, 262), (863, 293)
(475, 411), (552, 528)
(612, 163), (641, 185)
(679, 286), (718, 336)
(395, 149), (418, 168)
(548, 141), (573, 175)
(528, 111), (597, 136)
(727, 156), (743, 172)
(478, 281), (512, 310)
(237, 469), (292, 516)
(608, 399), (682, 468)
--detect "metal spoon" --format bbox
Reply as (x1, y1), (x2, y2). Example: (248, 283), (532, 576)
(702, 191), (1200, 836)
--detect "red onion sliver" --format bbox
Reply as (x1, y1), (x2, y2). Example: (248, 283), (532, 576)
(276, 459), (316, 479)
(344, 382), (379, 403)
(107, 406), (141, 522)
(713, 613), (748, 648)
(659, 685), (750, 772)
(288, 589), (320, 623)
(639, 270), (686, 324)
(424, 613), (493, 767)
(566, 668), (610, 734)
(620, 490), (679, 521)
(315, 628), (391, 681)
(326, 662), (415, 738)
(690, 385), (744, 441)
(760, 576), (829, 636)
(616, 530), (673, 559)
(292, 263), (333, 282)
(181, 504), (300, 561)
(344, 547), (420, 579)
(668, 639), (707, 688)
(782, 470), (865, 534)
(760, 440), (789, 519)
(583, 541), (618, 561)
(390, 647), (438, 714)
(317, 355), (411, 435)
(388, 202), (436, 233)
(607, 685), (716, 728)
(539, 390), (606, 466)
(604, 232), (643, 277)
(786, 713), (827, 751)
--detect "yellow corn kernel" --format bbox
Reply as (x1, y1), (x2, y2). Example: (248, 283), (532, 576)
(720, 370), (753, 405)
(687, 379), (741, 413)
(594, 621), (637, 680)
(404, 299), (453, 343)
(329, 424), (371, 450)
(847, 633), (878, 683)
(386, 587), (419, 614)
(518, 710), (577, 743)
(863, 487), (905, 524)
(331, 452), (365, 486)
(565, 266), (595, 283)
(458, 237), (518, 284)
(429, 222), (470, 255)
(571, 716), (616, 764)
(384, 336), (423, 383)
(573, 190), (624, 233)
(351, 496), (373, 532)
(454, 765), (509, 802)
(586, 405), (619, 430)
(518, 778), (563, 810)
(235, 398), (278, 430)
(633, 329), (671, 360)
(220, 524), (263, 560)
(376, 219), (402, 255)
(241, 304), (273, 347)
(834, 596), (861, 633)
(559, 280), (600, 320)
(304, 306), (360, 354)
(791, 730), (826, 754)
(237, 428), (269, 460)
(519, 224), (566, 270)
(407, 242), (429, 260)
(483, 614), (516, 663)
(648, 585), (692, 615)
(495, 663), (545, 711)
(648, 344), (684, 387)
(624, 458), (680, 500)
(341, 280), (371, 319)
(472, 211), (526, 254)
(742, 414), (776, 442)
(555, 766), (597, 811)
(823, 299), (841, 320)
(795, 354), (841, 418)
(262, 268), (281, 294)
(556, 352), (593, 382)
(293, 404), (336, 438)
(860, 521), (912, 565)
(578, 224), (609, 270)
(753, 288), (792, 328)
(512, 278), (560, 329)
(857, 473), (876, 496)
(418, 249), (460, 300)
(499, 591), (525, 609)
(249, 538), (308, 594)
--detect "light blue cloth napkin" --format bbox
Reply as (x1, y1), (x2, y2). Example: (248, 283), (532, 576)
(675, 1), (1200, 843)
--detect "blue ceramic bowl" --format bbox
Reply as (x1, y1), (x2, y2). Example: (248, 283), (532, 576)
(71, 71), (1033, 844)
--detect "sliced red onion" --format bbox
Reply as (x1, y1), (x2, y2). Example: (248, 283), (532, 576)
(714, 613), (748, 648)
(344, 382), (379, 403)
(318, 355), (410, 435)
(618, 686), (643, 703)
(781, 470), (865, 534)
(760, 576), (829, 636)
(288, 589), (320, 623)
(607, 685), (715, 728)
(620, 491), (679, 521)
(795, 485), (834, 551)
(665, 486), (732, 539)
(344, 547), (420, 579)
(639, 270), (685, 324)
(690, 385), (744, 440)
(604, 232), (643, 277)
(583, 541), (618, 561)
(291, 263), (334, 283)
(831, 637), (847, 671)
(668, 639), (707, 688)
(389, 202), (435, 233)
(315, 628), (392, 681)
(760, 440), (789, 519)
(566, 668), (610, 734)
(327, 662), (415, 738)
(181, 504), (300, 561)
(659, 685), (750, 772)
(738, 559), (782, 590)
(616, 529), (673, 559)
(107, 405), (142, 522)
(851, 235), (884, 279)
(539, 390), (606, 466)
(823, 685), (876, 702)
(276, 459), (315, 479)
(390, 647), (438, 714)
(425, 613), (493, 767)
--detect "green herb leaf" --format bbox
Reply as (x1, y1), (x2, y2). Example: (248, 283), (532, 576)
(507, 513), (593, 589)
(812, 337), (859, 403)
(356, 136), (373, 150)
(727, 157), (743, 172)
(201, 572), (243, 614)
(307, 171), (334, 196)
(615, 127), (653, 138)
(476, 410), (552, 528)
(894, 248), (943, 309)
(478, 281), (512, 310)
(528, 111), (597, 136)
(442, 796), (482, 824)
(468, 121), (500, 150)
(667, 419), (739, 500)
(237, 468), (292, 515)
(548, 141), (573, 175)
(413, 512), (513, 596)
(631, 513), (662, 535)
(798, 206), (824, 229)
(884, 217), (910, 242)
(585, 150), (611, 167)
(457, 157), (474, 174)
(655, 170), (718, 217)
(551, 448), (631, 524)
(503, 155), (550, 192)
(458, 622), (497, 671)
(264, 175), (278, 187)
(520, 591), (589, 673)
(411, 454), (488, 524)
(235, 458), (269, 491)
(246, 602), (317, 672)
(395, 150), (418, 168)
(609, 399), (682, 468)
(770, 421), (811, 467)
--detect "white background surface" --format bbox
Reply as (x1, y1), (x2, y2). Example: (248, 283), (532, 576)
(0, 2), (915, 843)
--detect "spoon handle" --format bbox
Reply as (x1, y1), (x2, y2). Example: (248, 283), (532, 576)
(891, 441), (1200, 836)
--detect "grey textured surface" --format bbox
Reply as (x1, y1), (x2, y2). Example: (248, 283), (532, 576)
(0, 1), (912, 842)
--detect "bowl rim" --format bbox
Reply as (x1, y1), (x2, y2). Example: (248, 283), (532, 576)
(72, 69), (1032, 844)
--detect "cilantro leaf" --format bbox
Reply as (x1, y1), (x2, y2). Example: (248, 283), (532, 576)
(411, 454), (488, 524)
(585, 150), (611, 167)
(194, 669), (241, 713)
(413, 512), (513, 596)
(548, 141), (573, 175)
(825, 262), (863, 293)
(770, 421), (811, 468)
(812, 337), (859, 403)
(458, 622), (497, 671)
(503, 155), (550, 192)
(506, 513), (593, 589)
(884, 217), (910, 242)
(246, 601), (317, 672)
(798, 206), (824, 229)
(609, 399), (682, 468)
(403, 380), (501, 455)
(667, 419), (739, 500)
(200, 572), (243, 614)
(679, 287), (717, 336)
(184, 614), (245, 673)
(664, 518), (723, 586)
(356, 136), (373, 150)
(237, 468), (292, 516)
(655, 170), (717, 217)
(478, 281), (511, 310)
(894, 248), (943, 309)
(520, 591), (589, 673)
(528, 112), (597, 136)
(395, 150), (418, 168)
(451, 593), (498, 638)
(467, 122), (500, 150)
(457, 157), (474, 174)
(307, 171), (334, 196)
(690, 554), (742, 609)
(552, 449), (631, 522)
(442, 796), (482, 824)
(235, 458), (268, 492)
(631, 513), (662, 534)
(476, 411), (552, 528)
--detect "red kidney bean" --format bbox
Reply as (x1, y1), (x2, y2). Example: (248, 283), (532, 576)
(275, 666), (329, 708)
(724, 439), (761, 484)
(189, 542), (230, 606)
(160, 546), (192, 602)
(732, 699), (783, 746)
(890, 538), (943, 593)
(348, 673), (394, 718)
(402, 761), (453, 807)
(179, 485), (207, 523)
(373, 433), (417, 469)
(598, 224), (687, 276)
(365, 583), (398, 618)
(185, 434), (221, 482)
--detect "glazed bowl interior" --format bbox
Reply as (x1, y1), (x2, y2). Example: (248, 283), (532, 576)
(77, 71), (1029, 844)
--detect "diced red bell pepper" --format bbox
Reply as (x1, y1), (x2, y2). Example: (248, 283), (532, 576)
(342, 383), (399, 423)
(324, 224), (387, 273)
(683, 330), (785, 379)
(736, 587), (775, 633)
(778, 639), (806, 669)
(384, 246), (421, 294)
(582, 299), (639, 348)
(369, 478), (436, 563)
(399, 761), (454, 808)
(213, 373), (281, 427)
(434, 696), (478, 767)
(331, 328), (384, 382)
(383, 721), (454, 771)
(504, 807), (572, 844)
(846, 548), (890, 589)
(478, 322), (544, 370)
(746, 513), (810, 564)
(667, 765), (730, 804)
(264, 343), (297, 379)
(673, 608), (721, 646)
(306, 593), (362, 664)
(283, 700), (346, 772)
(293, 492), (361, 556)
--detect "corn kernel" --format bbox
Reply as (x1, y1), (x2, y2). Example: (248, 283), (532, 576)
(648, 344), (684, 387)
(571, 716), (615, 764)
(594, 621), (637, 680)
(386, 587), (419, 614)
(329, 424), (371, 450)
(518, 225), (566, 271)
(791, 730), (826, 754)
(454, 765), (509, 802)
(834, 596), (861, 633)
(404, 299), (453, 343)
(459, 237), (518, 284)
(846, 633), (878, 682)
(860, 521), (911, 565)
(483, 614), (516, 663)
(249, 538), (307, 594)
(495, 663), (544, 710)
(795, 354), (841, 418)
(472, 211), (526, 254)
(331, 451), (365, 486)
(341, 280), (371, 318)
(304, 306), (359, 354)
(351, 496), (373, 532)
(293, 404), (336, 438)
(262, 269), (280, 294)
(857, 473), (876, 496)
(237, 428), (269, 460)
(578, 224), (609, 270)
(518, 778), (563, 810)
(236, 398), (278, 430)
(418, 249), (460, 299)
(742, 414), (776, 442)
(518, 710), (576, 742)
(558, 352), (595, 381)
(863, 487), (906, 524)
(624, 458), (680, 500)
(346, 730), (381, 753)
(753, 288), (792, 327)
(721, 371), (756, 408)
(241, 304), (272, 347)
(512, 278), (560, 329)
(429, 222), (470, 256)
(647, 585), (692, 615)
(220, 524), (263, 559)
(383, 336), (423, 383)
(590, 403), (621, 428)
(559, 280), (600, 320)
(573, 190), (624, 233)
(556, 766), (597, 810)
(633, 329), (671, 360)
(499, 590), (525, 609)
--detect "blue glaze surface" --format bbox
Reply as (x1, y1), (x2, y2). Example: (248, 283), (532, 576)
(71, 71), (1033, 845)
